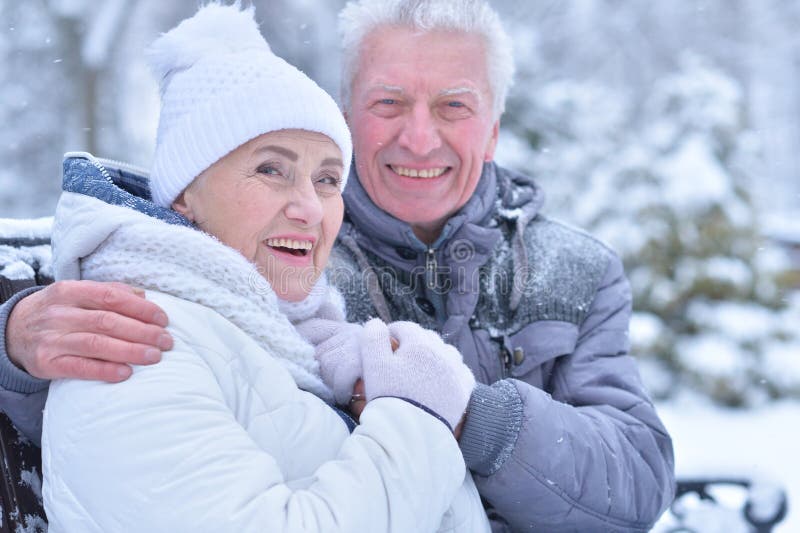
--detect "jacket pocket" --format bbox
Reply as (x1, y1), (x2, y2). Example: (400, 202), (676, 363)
(504, 321), (578, 384)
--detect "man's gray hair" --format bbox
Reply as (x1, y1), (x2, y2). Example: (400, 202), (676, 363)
(338, 0), (515, 120)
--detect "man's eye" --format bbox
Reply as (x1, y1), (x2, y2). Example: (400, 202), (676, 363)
(379, 98), (397, 105)
(440, 100), (472, 119)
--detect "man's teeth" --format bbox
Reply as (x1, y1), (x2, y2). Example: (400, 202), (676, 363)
(265, 238), (313, 250)
(391, 166), (446, 179)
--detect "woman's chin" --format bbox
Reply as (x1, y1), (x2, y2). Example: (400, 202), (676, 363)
(277, 290), (310, 303)
(260, 263), (321, 303)
(271, 275), (319, 302)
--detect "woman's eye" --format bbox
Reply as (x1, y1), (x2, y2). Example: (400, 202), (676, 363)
(316, 175), (341, 187)
(257, 165), (280, 175)
(256, 164), (288, 179)
(314, 173), (342, 192)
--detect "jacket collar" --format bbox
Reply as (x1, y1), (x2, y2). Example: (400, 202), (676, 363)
(341, 161), (544, 270)
(342, 162), (497, 250)
(62, 153), (193, 228)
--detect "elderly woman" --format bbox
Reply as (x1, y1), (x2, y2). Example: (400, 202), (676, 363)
(41, 4), (487, 532)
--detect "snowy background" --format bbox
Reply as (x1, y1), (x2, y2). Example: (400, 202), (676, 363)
(1, 0), (799, 530)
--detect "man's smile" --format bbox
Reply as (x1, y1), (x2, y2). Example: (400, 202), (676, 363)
(389, 165), (449, 178)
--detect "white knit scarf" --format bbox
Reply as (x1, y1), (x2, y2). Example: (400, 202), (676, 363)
(79, 210), (335, 402)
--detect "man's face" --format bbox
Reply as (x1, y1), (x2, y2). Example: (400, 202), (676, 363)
(347, 27), (499, 243)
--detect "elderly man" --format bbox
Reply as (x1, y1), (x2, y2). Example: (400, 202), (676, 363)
(0, 0), (674, 530)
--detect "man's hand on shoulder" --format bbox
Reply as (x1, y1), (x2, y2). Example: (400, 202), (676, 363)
(6, 280), (173, 382)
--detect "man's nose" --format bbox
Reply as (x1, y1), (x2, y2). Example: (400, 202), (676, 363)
(284, 179), (323, 227)
(397, 105), (442, 156)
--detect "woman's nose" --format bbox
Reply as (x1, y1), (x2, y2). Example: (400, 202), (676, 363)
(284, 180), (323, 226)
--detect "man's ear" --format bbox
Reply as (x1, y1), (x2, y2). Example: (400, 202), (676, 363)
(484, 120), (500, 162)
(171, 191), (194, 220)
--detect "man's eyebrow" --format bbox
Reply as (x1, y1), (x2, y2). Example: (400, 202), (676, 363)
(439, 87), (481, 99)
(368, 84), (404, 94)
(253, 145), (298, 161)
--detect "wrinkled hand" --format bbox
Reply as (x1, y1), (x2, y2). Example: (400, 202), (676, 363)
(294, 318), (364, 405)
(361, 320), (475, 432)
(6, 280), (173, 382)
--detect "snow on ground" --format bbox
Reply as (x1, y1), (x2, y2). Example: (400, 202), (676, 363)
(654, 396), (799, 532)
(0, 217), (52, 240)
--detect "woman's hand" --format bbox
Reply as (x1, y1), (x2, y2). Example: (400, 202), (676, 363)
(295, 318), (364, 405)
(360, 319), (475, 433)
(347, 337), (399, 422)
(348, 378), (367, 421)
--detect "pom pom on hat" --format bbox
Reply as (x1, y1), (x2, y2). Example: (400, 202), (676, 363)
(147, 2), (352, 208)
(146, 3), (269, 97)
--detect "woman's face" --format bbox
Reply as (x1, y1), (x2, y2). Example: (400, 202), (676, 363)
(172, 129), (345, 301)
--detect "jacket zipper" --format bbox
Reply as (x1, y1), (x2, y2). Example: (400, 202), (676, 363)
(501, 346), (511, 378)
(64, 151), (114, 185)
(425, 247), (437, 290)
(94, 156), (149, 177)
(64, 151), (149, 182)
(425, 244), (510, 377)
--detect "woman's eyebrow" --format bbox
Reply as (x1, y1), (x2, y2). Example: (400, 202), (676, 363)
(253, 146), (341, 169)
(254, 145), (298, 161)
(320, 157), (344, 168)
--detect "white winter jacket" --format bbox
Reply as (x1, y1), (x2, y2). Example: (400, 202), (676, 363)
(42, 185), (490, 533)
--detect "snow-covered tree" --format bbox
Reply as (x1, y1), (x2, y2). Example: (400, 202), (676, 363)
(0, 1), (69, 217)
(590, 56), (800, 406)
(0, 0), (347, 218)
(499, 53), (800, 406)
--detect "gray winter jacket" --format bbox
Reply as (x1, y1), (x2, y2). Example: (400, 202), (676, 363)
(0, 160), (675, 531)
(330, 162), (675, 532)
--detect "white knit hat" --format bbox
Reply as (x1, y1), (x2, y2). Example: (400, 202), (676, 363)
(146, 2), (352, 207)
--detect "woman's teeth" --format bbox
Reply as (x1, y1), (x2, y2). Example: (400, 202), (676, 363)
(391, 166), (447, 178)
(266, 238), (313, 256)
(266, 238), (313, 250)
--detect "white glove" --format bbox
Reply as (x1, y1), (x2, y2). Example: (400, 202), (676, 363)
(361, 319), (475, 430)
(295, 318), (363, 405)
